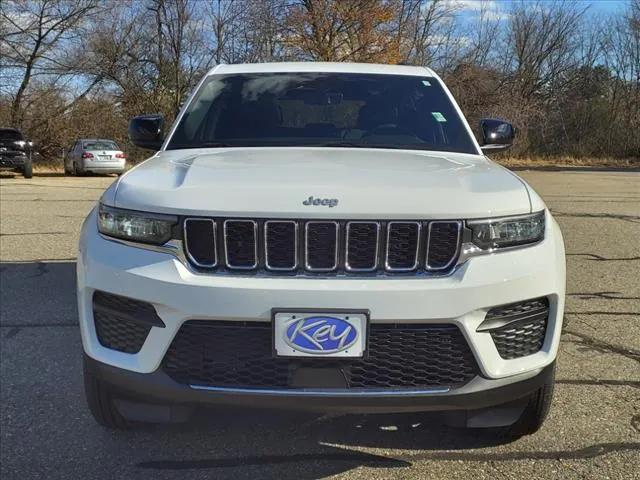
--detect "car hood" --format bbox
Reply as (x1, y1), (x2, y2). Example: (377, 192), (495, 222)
(109, 147), (532, 219)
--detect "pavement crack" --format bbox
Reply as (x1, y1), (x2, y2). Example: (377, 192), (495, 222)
(551, 211), (640, 223)
(29, 263), (50, 278)
(556, 379), (640, 389)
(563, 329), (640, 363)
(632, 415), (640, 434)
(3, 327), (21, 339)
(568, 292), (640, 300)
(567, 253), (640, 262)
(0, 183), (107, 190)
(0, 232), (69, 237)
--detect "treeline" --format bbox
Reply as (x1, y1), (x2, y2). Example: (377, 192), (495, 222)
(1, 0), (638, 162)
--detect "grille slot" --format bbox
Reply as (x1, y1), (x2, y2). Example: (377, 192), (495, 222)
(480, 297), (549, 359)
(182, 217), (462, 275)
(163, 321), (479, 390)
(426, 221), (461, 270)
(305, 221), (339, 271)
(224, 220), (258, 269)
(92, 291), (164, 354)
(184, 218), (217, 267)
(385, 222), (420, 271)
(346, 222), (379, 271)
(265, 221), (298, 271)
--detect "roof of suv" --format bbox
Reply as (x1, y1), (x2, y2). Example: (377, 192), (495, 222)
(77, 138), (118, 143)
(209, 62), (436, 77)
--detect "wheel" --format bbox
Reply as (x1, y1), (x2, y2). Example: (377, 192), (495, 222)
(72, 161), (79, 176)
(22, 158), (33, 178)
(83, 361), (129, 429)
(508, 367), (555, 437)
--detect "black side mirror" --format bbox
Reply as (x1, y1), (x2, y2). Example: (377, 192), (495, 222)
(479, 119), (515, 153)
(128, 114), (165, 150)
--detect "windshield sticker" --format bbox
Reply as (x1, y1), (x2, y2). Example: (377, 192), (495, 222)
(432, 112), (447, 122)
(422, 80), (432, 86)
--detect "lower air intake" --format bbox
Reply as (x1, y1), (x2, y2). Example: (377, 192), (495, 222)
(92, 291), (164, 354)
(482, 297), (550, 359)
(162, 321), (479, 390)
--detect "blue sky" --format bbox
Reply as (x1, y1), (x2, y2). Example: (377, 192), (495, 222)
(584, 0), (630, 13)
(452, 0), (630, 19)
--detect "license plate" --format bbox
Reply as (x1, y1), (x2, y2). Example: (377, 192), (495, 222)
(98, 155), (110, 161)
(273, 309), (368, 358)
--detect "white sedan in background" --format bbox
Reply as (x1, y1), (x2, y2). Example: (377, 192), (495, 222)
(64, 139), (126, 175)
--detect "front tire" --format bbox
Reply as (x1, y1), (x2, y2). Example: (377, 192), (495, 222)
(22, 158), (33, 178)
(508, 368), (555, 437)
(83, 362), (129, 429)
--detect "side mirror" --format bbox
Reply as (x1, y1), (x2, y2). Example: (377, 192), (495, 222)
(128, 114), (165, 150)
(479, 119), (515, 154)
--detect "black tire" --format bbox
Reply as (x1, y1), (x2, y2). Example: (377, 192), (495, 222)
(83, 362), (130, 429)
(73, 162), (86, 177)
(508, 368), (555, 437)
(22, 158), (33, 178)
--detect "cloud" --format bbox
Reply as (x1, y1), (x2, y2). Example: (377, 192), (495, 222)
(445, 0), (510, 21)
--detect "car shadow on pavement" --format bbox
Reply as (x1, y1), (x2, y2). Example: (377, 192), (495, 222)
(110, 407), (513, 478)
(0, 261), (544, 479)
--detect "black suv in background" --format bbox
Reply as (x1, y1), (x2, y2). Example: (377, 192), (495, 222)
(0, 128), (34, 178)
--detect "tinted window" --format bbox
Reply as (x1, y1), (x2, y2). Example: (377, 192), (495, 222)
(83, 141), (119, 150)
(168, 73), (477, 154)
(0, 129), (24, 141)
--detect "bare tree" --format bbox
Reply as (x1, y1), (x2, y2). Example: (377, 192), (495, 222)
(0, 0), (101, 125)
(504, 0), (587, 100)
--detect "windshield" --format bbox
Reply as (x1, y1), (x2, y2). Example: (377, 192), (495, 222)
(84, 141), (119, 150)
(0, 129), (24, 141)
(167, 72), (477, 154)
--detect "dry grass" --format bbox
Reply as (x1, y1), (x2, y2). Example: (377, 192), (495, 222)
(33, 160), (64, 173)
(494, 155), (640, 169)
(25, 155), (640, 175)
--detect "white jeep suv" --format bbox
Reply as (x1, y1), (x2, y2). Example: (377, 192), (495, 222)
(78, 63), (565, 436)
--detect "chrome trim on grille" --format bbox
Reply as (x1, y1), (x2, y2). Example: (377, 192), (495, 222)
(189, 385), (451, 396)
(264, 220), (298, 271)
(223, 219), (258, 270)
(183, 218), (217, 268)
(385, 221), (421, 272)
(345, 221), (380, 272)
(305, 221), (339, 272)
(425, 221), (462, 271)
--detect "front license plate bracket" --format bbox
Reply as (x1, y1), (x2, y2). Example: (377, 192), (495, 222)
(272, 308), (369, 358)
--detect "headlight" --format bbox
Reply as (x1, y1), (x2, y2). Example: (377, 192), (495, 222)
(467, 211), (545, 250)
(97, 204), (177, 245)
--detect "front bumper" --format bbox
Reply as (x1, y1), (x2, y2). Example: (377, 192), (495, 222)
(86, 353), (555, 414)
(81, 159), (125, 174)
(0, 152), (27, 169)
(78, 208), (565, 409)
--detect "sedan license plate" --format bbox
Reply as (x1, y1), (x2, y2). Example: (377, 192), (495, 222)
(98, 155), (111, 161)
(273, 310), (368, 358)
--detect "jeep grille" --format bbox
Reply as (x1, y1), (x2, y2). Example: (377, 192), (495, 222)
(183, 218), (462, 276)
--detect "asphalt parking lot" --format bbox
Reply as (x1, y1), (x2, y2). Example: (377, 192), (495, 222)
(1, 170), (639, 479)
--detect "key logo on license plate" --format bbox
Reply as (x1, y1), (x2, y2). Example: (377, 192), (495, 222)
(285, 316), (357, 353)
(273, 310), (368, 357)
